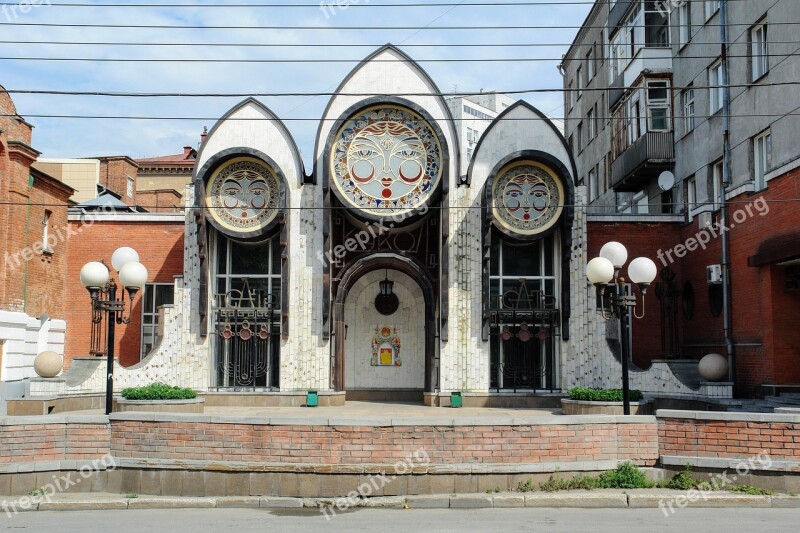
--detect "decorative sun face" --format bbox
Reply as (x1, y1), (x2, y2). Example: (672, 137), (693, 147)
(330, 106), (442, 218)
(492, 162), (564, 236)
(205, 157), (280, 235)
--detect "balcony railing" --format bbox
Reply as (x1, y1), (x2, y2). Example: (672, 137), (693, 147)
(611, 131), (674, 190)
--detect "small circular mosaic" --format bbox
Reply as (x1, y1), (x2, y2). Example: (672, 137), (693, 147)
(330, 105), (443, 218)
(205, 157), (280, 235)
(491, 161), (564, 236)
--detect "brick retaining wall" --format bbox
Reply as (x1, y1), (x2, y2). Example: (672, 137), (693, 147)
(0, 418), (110, 464)
(658, 411), (800, 461)
(110, 418), (659, 466)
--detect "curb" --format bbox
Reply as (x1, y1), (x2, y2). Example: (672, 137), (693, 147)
(2, 492), (799, 513)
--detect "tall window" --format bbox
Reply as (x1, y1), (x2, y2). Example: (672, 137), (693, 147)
(588, 167), (597, 201)
(126, 176), (134, 198)
(709, 60), (724, 113)
(647, 80), (670, 131)
(568, 80), (574, 110)
(705, 0), (720, 21)
(711, 160), (724, 208)
(42, 210), (52, 253)
(686, 175), (697, 211)
(586, 47), (595, 81)
(576, 66), (583, 99)
(678, 2), (691, 47)
(753, 129), (772, 190)
(682, 85), (696, 133)
(577, 121), (583, 151)
(751, 22), (768, 81)
(141, 283), (175, 359)
(587, 108), (596, 140)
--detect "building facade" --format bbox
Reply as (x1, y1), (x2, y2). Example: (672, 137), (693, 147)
(563, 0), (800, 396)
(12, 45), (719, 405)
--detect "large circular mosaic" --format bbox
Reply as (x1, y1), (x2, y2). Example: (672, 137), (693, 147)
(330, 105), (443, 219)
(205, 157), (281, 235)
(491, 161), (564, 236)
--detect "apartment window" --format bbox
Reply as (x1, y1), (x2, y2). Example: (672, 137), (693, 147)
(473, 129), (480, 143)
(704, 0), (720, 21)
(682, 85), (696, 133)
(466, 148), (474, 161)
(678, 2), (691, 47)
(42, 210), (52, 253)
(141, 283), (175, 359)
(466, 128), (473, 143)
(711, 160), (724, 207)
(709, 60), (724, 113)
(751, 22), (769, 81)
(753, 129), (772, 190)
(633, 191), (649, 214)
(647, 80), (670, 131)
(567, 81), (574, 110)
(686, 175), (697, 211)
(587, 108), (596, 140)
(126, 176), (134, 198)
(600, 93), (606, 130)
(576, 122), (583, 151)
(576, 66), (583, 99)
(586, 47), (595, 81)
(588, 167), (597, 201)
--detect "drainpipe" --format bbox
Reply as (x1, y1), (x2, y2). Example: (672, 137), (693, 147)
(720, 0), (735, 384)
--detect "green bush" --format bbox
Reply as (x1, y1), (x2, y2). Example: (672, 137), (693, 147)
(597, 462), (652, 489)
(120, 383), (197, 401)
(568, 387), (644, 402)
(540, 474), (600, 492)
(662, 464), (701, 490)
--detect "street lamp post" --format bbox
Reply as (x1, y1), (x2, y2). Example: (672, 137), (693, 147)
(80, 248), (149, 415)
(586, 242), (657, 415)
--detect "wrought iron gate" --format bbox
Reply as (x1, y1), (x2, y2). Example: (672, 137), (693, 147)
(489, 280), (560, 392)
(212, 280), (280, 390)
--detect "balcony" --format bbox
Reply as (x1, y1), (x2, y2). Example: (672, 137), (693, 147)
(608, 0), (635, 31)
(611, 131), (674, 191)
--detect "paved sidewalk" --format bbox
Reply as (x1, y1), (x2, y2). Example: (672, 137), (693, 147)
(2, 490), (799, 515)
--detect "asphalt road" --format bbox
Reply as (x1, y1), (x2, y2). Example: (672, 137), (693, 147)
(2, 508), (799, 532)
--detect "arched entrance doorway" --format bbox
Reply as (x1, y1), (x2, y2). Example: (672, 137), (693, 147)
(333, 254), (436, 400)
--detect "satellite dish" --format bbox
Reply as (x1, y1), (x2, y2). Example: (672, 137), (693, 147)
(658, 171), (676, 191)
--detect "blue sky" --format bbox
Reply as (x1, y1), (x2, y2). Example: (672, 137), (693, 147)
(1, 0), (591, 167)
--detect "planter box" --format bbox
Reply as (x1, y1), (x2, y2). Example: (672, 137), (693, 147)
(113, 397), (205, 413)
(561, 398), (653, 415)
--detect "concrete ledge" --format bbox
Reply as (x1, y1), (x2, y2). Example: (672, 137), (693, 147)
(128, 497), (216, 509)
(562, 399), (654, 416)
(107, 412), (655, 426)
(406, 495), (450, 508)
(656, 409), (800, 423)
(38, 499), (128, 511)
(524, 492), (629, 508)
(0, 415), (109, 426)
(113, 397), (205, 414)
(661, 455), (800, 473)
(449, 494), (494, 508)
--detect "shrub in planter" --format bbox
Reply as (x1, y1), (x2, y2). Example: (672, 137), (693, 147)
(120, 383), (197, 401)
(568, 387), (644, 402)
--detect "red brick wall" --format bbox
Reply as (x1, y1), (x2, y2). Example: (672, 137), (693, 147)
(110, 421), (659, 466)
(137, 190), (182, 213)
(0, 89), (72, 320)
(64, 220), (184, 368)
(99, 158), (139, 206)
(587, 222), (682, 367)
(658, 416), (800, 461)
(0, 422), (110, 463)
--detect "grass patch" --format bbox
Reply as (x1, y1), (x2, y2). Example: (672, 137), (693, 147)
(727, 484), (773, 495)
(120, 382), (197, 401)
(568, 387), (644, 402)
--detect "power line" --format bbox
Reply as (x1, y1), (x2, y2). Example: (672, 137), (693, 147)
(5, 112), (799, 121)
(0, 53), (792, 63)
(1, 21), (795, 30)
(5, 81), (799, 98)
(0, 0), (749, 7)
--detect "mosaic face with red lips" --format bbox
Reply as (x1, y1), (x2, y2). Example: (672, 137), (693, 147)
(331, 106), (442, 218)
(206, 157), (280, 234)
(492, 162), (564, 236)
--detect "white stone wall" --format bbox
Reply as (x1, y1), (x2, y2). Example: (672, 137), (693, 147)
(344, 270), (425, 389)
(0, 311), (66, 381)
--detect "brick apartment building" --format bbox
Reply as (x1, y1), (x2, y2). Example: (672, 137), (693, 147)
(562, 0), (800, 397)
